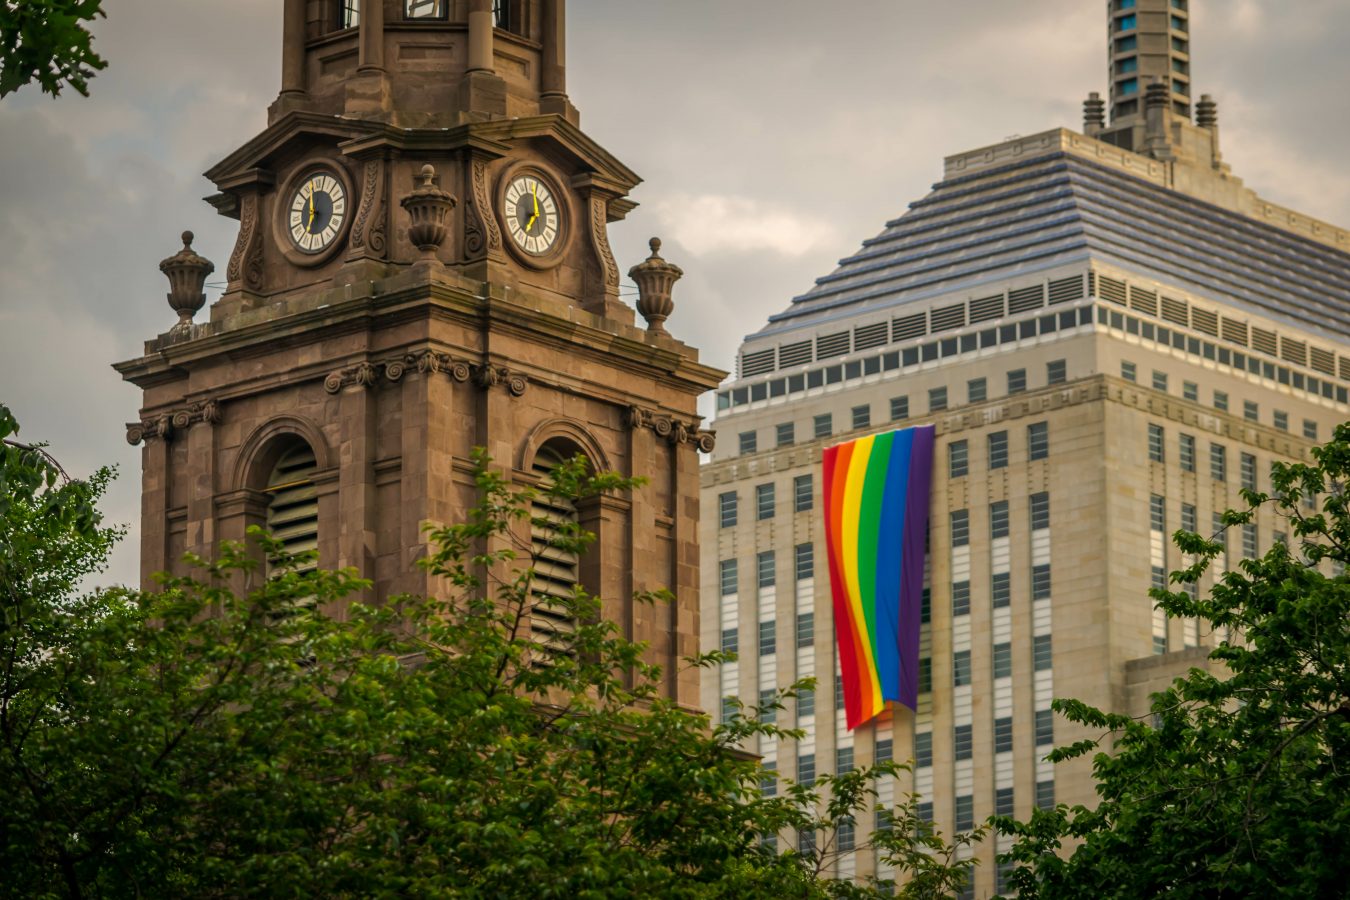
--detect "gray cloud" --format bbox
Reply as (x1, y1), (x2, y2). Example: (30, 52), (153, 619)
(1, 0), (1346, 587)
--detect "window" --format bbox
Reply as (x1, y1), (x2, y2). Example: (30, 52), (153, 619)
(797, 686), (815, 718)
(1030, 492), (1050, 530)
(1180, 433), (1196, 472)
(921, 588), (931, 624)
(954, 724), (973, 760)
(951, 509), (970, 547)
(1150, 495), (1165, 531)
(718, 492), (737, 528)
(1035, 709), (1054, 746)
(953, 650), (972, 686)
(758, 620), (776, 656)
(794, 474), (813, 512)
(1181, 502), (1197, 534)
(1121, 361), (1137, 382)
(757, 551), (776, 589)
(405, 0), (447, 19)
(760, 764), (777, 797)
(967, 378), (987, 404)
(1171, 14), (1187, 30)
(990, 501), (1010, 539)
(993, 642), (1012, 678)
(798, 753), (816, 783)
(1007, 368), (1027, 394)
(1033, 634), (1053, 671)
(1304, 420), (1319, 441)
(739, 431), (757, 455)
(1036, 780), (1055, 810)
(1183, 381), (1198, 402)
(1242, 523), (1258, 558)
(795, 543), (814, 581)
(955, 795), (974, 831)
(1148, 424), (1165, 462)
(1243, 400), (1259, 422)
(988, 431), (1009, 469)
(890, 395), (909, 421)
(719, 559), (738, 596)
(492, 0), (515, 30)
(338, 0), (360, 28)
(952, 581), (971, 617)
(1239, 452), (1257, 490)
(798, 828), (816, 854)
(1028, 422), (1049, 461)
(721, 628), (738, 654)
(929, 386), (948, 412)
(1214, 390), (1229, 412)
(776, 422), (795, 447)
(1152, 565), (1167, 591)
(995, 716), (1013, 753)
(836, 746), (854, 774)
(1117, 13), (1137, 31)
(1274, 410), (1289, 432)
(992, 572), (1011, 608)
(836, 817), (856, 852)
(1152, 370), (1168, 392)
(813, 414), (832, 439)
(1032, 564), (1051, 600)
(835, 674), (845, 709)
(756, 483), (775, 520)
(875, 738), (893, 763)
(1047, 359), (1067, 385)
(1116, 57), (1138, 76)
(918, 657), (932, 693)
(996, 788), (1015, 817)
(915, 732), (933, 768)
(1116, 35), (1138, 52)
(759, 689), (776, 724)
(1211, 444), (1227, 482)
(796, 612), (814, 648)
(851, 404), (871, 430)
(949, 440), (969, 478)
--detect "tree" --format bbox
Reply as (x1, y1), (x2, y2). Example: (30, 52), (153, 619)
(0, 403), (974, 898)
(995, 425), (1350, 899)
(0, 0), (106, 98)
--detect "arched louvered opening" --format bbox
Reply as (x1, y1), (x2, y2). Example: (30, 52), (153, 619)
(529, 444), (580, 659)
(264, 440), (319, 577)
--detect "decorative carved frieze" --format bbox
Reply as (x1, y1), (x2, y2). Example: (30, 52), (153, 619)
(627, 405), (715, 452)
(324, 350), (527, 397)
(126, 399), (221, 445)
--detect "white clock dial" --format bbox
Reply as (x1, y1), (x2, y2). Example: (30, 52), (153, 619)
(502, 174), (561, 256)
(287, 172), (347, 254)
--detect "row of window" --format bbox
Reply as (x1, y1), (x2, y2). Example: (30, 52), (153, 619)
(1125, 361), (1322, 438)
(718, 543), (814, 596)
(336, 0), (517, 29)
(1146, 425), (1277, 491)
(718, 475), (814, 527)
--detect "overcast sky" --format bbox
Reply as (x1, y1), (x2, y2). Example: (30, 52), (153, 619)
(2, 0), (1348, 587)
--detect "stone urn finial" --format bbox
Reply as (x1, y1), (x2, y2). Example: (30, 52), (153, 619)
(401, 164), (457, 261)
(629, 237), (683, 336)
(159, 230), (214, 335)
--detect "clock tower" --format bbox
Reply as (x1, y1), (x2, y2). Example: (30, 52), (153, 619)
(114, 0), (724, 705)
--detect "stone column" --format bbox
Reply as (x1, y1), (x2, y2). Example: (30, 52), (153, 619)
(539, 0), (577, 122)
(461, 0), (506, 117)
(185, 419), (217, 563)
(671, 439), (701, 708)
(467, 0), (494, 72)
(139, 437), (170, 591)
(280, 0), (307, 97)
(358, 0), (384, 72)
(337, 384), (377, 606)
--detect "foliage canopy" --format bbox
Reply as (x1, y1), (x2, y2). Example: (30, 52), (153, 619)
(0, 0), (106, 98)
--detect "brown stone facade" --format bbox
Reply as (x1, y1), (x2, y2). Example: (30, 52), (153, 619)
(115, 0), (725, 707)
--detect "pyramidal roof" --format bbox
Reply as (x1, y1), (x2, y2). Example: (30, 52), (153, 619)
(753, 129), (1350, 346)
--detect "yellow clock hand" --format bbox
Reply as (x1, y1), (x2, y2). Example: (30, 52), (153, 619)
(525, 186), (539, 233)
(307, 189), (316, 229)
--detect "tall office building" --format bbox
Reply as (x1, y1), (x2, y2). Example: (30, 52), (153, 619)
(700, 2), (1350, 894)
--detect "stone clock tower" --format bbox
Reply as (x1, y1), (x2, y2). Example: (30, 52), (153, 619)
(114, 0), (724, 705)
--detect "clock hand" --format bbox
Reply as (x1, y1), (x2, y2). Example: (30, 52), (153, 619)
(525, 187), (539, 233)
(307, 189), (316, 230)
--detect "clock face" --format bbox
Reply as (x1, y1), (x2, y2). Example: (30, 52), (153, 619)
(287, 172), (347, 254)
(503, 173), (561, 256)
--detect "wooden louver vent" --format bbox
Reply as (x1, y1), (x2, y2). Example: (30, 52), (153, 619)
(740, 348), (776, 378)
(1128, 286), (1158, 316)
(778, 340), (813, 369)
(1280, 337), (1307, 366)
(892, 312), (927, 342)
(1191, 307), (1218, 337)
(853, 321), (889, 351)
(265, 443), (319, 576)
(1047, 275), (1084, 305)
(930, 302), (966, 333)
(1008, 284), (1045, 315)
(969, 294), (1005, 322)
(530, 451), (580, 660)
(1161, 296), (1189, 326)
(1251, 326), (1278, 357)
(1097, 275), (1127, 306)
(1220, 317), (1248, 346)
(1310, 347), (1336, 376)
(815, 331), (851, 360)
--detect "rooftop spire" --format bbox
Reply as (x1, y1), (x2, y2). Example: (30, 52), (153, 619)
(1107, 0), (1193, 128)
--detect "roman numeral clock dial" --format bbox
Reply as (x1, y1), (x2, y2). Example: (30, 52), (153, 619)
(286, 172), (347, 254)
(502, 173), (561, 258)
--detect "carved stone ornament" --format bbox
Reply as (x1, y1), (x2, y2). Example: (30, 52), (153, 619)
(628, 237), (683, 336)
(159, 231), (215, 335)
(626, 404), (712, 450)
(401, 164), (457, 261)
(226, 193), (264, 292)
(465, 156), (501, 257)
(126, 399), (221, 445)
(324, 351), (526, 396)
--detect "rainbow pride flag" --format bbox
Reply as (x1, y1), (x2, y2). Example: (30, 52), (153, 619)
(822, 425), (934, 730)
